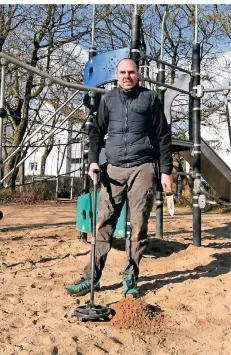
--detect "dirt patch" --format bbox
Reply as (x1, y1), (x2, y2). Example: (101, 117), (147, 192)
(110, 297), (165, 333)
(0, 203), (230, 355)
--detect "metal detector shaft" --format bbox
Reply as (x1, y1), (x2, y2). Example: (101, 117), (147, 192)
(90, 168), (100, 307)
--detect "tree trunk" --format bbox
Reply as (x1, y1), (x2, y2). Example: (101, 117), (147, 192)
(18, 162), (25, 192)
(40, 137), (54, 176)
(3, 120), (27, 186)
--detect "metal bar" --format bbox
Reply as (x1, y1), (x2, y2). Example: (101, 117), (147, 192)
(56, 138), (60, 176)
(90, 170), (99, 307)
(80, 12), (98, 242)
(142, 76), (191, 95)
(80, 112), (93, 242)
(177, 175), (182, 200)
(0, 61), (6, 110)
(0, 52), (107, 94)
(127, 8), (141, 246)
(0, 59), (7, 187)
(70, 177), (74, 200)
(194, 4), (198, 44)
(131, 12), (141, 68)
(3, 90), (80, 164)
(91, 5), (96, 48)
(66, 119), (72, 175)
(156, 193), (163, 238)
(142, 53), (192, 75)
(111, 80), (117, 90)
(160, 8), (168, 61)
(1, 102), (83, 184)
(81, 133), (85, 185)
(155, 63), (165, 239)
(203, 86), (231, 93)
(188, 77), (194, 141)
(225, 96), (231, 148)
(89, 5), (97, 59)
(192, 42), (201, 247)
(55, 177), (59, 200)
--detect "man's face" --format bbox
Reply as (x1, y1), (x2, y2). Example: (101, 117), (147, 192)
(116, 59), (139, 90)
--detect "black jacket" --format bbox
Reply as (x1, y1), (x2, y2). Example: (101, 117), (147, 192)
(88, 85), (173, 174)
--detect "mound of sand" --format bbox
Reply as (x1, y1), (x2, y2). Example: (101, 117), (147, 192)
(110, 298), (165, 333)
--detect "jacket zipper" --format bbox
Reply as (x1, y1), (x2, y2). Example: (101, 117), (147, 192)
(124, 99), (129, 166)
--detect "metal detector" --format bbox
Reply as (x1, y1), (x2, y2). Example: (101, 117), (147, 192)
(74, 169), (113, 321)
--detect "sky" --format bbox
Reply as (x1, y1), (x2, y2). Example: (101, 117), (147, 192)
(3, 1), (231, 4)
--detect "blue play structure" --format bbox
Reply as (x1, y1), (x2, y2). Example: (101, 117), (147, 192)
(83, 47), (130, 90)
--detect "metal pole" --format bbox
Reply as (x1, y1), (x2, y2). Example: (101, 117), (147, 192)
(155, 63), (165, 239)
(83, 135), (90, 196)
(131, 8), (141, 68)
(80, 23), (98, 242)
(80, 133), (85, 185)
(192, 42), (201, 247)
(194, 5), (198, 44)
(126, 6), (141, 242)
(0, 58), (8, 189)
(111, 80), (117, 90)
(160, 7), (168, 61)
(66, 120), (72, 175)
(91, 5), (96, 47)
(188, 78), (194, 142)
(203, 86), (231, 93)
(90, 169), (99, 307)
(56, 139), (60, 176)
(89, 5), (97, 59)
(177, 175), (182, 200)
(80, 115), (91, 242)
(55, 177), (59, 201)
(224, 94), (231, 148)
(70, 177), (74, 200)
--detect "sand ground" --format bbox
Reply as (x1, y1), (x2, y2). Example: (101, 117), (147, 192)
(0, 202), (230, 355)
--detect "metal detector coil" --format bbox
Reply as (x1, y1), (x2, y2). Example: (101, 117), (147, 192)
(74, 304), (113, 322)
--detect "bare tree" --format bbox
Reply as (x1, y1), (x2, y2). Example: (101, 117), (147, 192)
(1, 4), (91, 187)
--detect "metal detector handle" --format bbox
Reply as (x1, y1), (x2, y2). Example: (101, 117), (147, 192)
(92, 168), (100, 186)
(92, 168), (99, 243)
(90, 168), (100, 307)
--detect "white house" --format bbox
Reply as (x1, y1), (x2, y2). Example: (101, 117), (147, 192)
(24, 100), (85, 178)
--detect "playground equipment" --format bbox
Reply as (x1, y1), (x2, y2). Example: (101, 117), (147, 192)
(0, 4), (230, 246)
(76, 4), (231, 247)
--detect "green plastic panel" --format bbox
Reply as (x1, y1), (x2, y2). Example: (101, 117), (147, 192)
(76, 193), (127, 238)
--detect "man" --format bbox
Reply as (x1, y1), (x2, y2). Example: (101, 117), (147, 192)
(65, 58), (173, 298)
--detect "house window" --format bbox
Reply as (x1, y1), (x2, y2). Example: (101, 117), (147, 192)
(219, 113), (227, 123)
(30, 162), (38, 171)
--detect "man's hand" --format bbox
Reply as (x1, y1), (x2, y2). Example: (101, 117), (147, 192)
(161, 173), (172, 193)
(88, 162), (100, 181)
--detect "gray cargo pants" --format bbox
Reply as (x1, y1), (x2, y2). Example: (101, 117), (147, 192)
(83, 162), (155, 280)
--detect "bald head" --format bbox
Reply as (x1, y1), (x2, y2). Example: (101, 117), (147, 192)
(116, 58), (139, 90)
